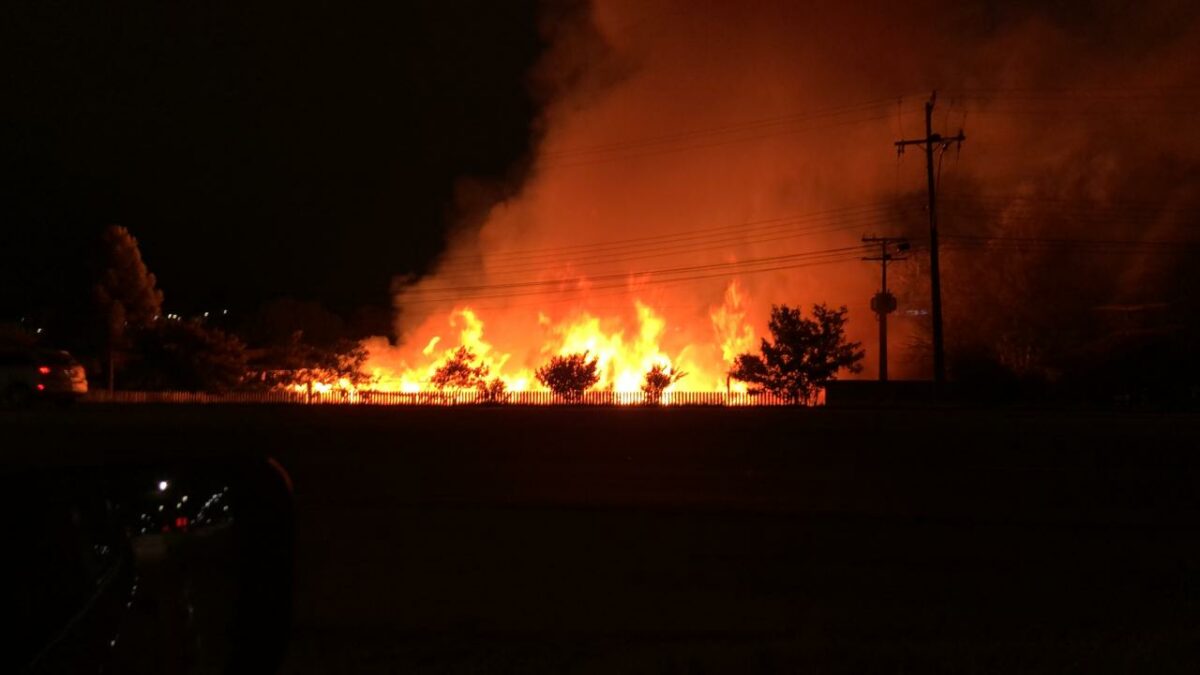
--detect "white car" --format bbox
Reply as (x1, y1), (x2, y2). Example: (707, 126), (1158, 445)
(0, 348), (88, 406)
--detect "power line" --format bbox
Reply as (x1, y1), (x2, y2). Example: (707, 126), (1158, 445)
(941, 194), (1200, 212)
(959, 107), (1200, 118)
(417, 196), (1196, 300)
(401, 252), (872, 307)
(941, 233), (1200, 249)
(539, 109), (916, 170)
(939, 209), (1200, 227)
(536, 86), (1200, 167)
(432, 208), (920, 282)
(433, 193), (1196, 280)
(401, 232), (1193, 311)
(540, 96), (924, 160)
(529, 87), (1200, 169)
(431, 219), (884, 284)
(945, 85), (1200, 99)
(435, 200), (916, 268)
(407, 243), (874, 297)
(400, 243), (876, 304)
(414, 254), (867, 314)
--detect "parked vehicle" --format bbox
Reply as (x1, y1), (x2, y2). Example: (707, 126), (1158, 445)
(0, 348), (88, 405)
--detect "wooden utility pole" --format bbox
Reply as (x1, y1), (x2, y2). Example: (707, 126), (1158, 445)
(895, 91), (964, 387)
(862, 236), (909, 382)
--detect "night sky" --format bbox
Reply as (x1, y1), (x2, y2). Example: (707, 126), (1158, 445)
(1, 1), (543, 318)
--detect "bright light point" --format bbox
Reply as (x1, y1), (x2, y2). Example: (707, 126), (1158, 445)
(180, 495), (188, 503)
(158, 480), (169, 492)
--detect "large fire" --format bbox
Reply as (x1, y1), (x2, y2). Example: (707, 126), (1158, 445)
(316, 279), (757, 400)
(296, 0), (1200, 401)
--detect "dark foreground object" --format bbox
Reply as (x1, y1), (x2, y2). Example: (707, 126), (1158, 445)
(2, 453), (293, 675)
(5, 405), (1200, 673)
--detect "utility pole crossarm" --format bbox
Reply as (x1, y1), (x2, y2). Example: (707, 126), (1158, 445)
(895, 130), (966, 149)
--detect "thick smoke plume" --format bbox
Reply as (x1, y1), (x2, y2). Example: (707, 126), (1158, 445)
(375, 0), (1200, 390)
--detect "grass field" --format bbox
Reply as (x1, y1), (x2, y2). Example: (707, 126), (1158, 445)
(6, 405), (1200, 673)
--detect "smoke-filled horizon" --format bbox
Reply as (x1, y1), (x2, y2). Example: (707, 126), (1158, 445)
(372, 0), (1200, 391)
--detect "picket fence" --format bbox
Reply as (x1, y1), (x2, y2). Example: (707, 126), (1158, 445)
(84, 389), (799, 406)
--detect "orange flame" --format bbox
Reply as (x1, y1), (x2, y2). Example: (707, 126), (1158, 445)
(349, 280), (755, 399)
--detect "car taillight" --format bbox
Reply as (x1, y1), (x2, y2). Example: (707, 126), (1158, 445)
(37, 366), (51, 374)
(36, 384), (45, 391)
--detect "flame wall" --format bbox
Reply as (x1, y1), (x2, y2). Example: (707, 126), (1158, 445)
(369, 0), (1200, 392)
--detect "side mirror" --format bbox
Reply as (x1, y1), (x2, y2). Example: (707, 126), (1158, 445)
(5, 456), (293, 674)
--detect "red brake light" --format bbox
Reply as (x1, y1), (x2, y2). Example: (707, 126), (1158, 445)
(37, 366), (51, 374)
(36, 384), (45, 391)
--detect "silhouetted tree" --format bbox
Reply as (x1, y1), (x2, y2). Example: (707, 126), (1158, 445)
(125, 319), (247, 392)
(641, 363), (686, 405)
(536, 352), (600, 402)
(431, 346), (489, 391)
(428, 347), (512, 403)
(479, 377), (510, 404)
(248, 332), (370, 390)
(730, 304), (863, 404)
(93, 225), (164, 392)
(245, 297), (347, 347)
(347, 305), (393, 340)
(313, 339), (371, 389)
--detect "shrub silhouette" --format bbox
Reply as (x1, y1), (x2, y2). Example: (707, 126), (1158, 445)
(730, 304), (863, 404)
(535, 352), (600, 402)
(431, 346), (512, 402)
(641, 363), (686, 404)
(431, 346), (489, 392)
(479, 377), (509, 404)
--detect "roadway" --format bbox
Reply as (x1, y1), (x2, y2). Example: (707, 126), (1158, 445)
(6, 405), (1200, 672)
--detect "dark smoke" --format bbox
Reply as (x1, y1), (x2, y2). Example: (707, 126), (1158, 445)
(388, 0), (1200, 392)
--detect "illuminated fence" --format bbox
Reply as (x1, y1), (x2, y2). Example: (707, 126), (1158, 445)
(84, 390), (798, 406)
